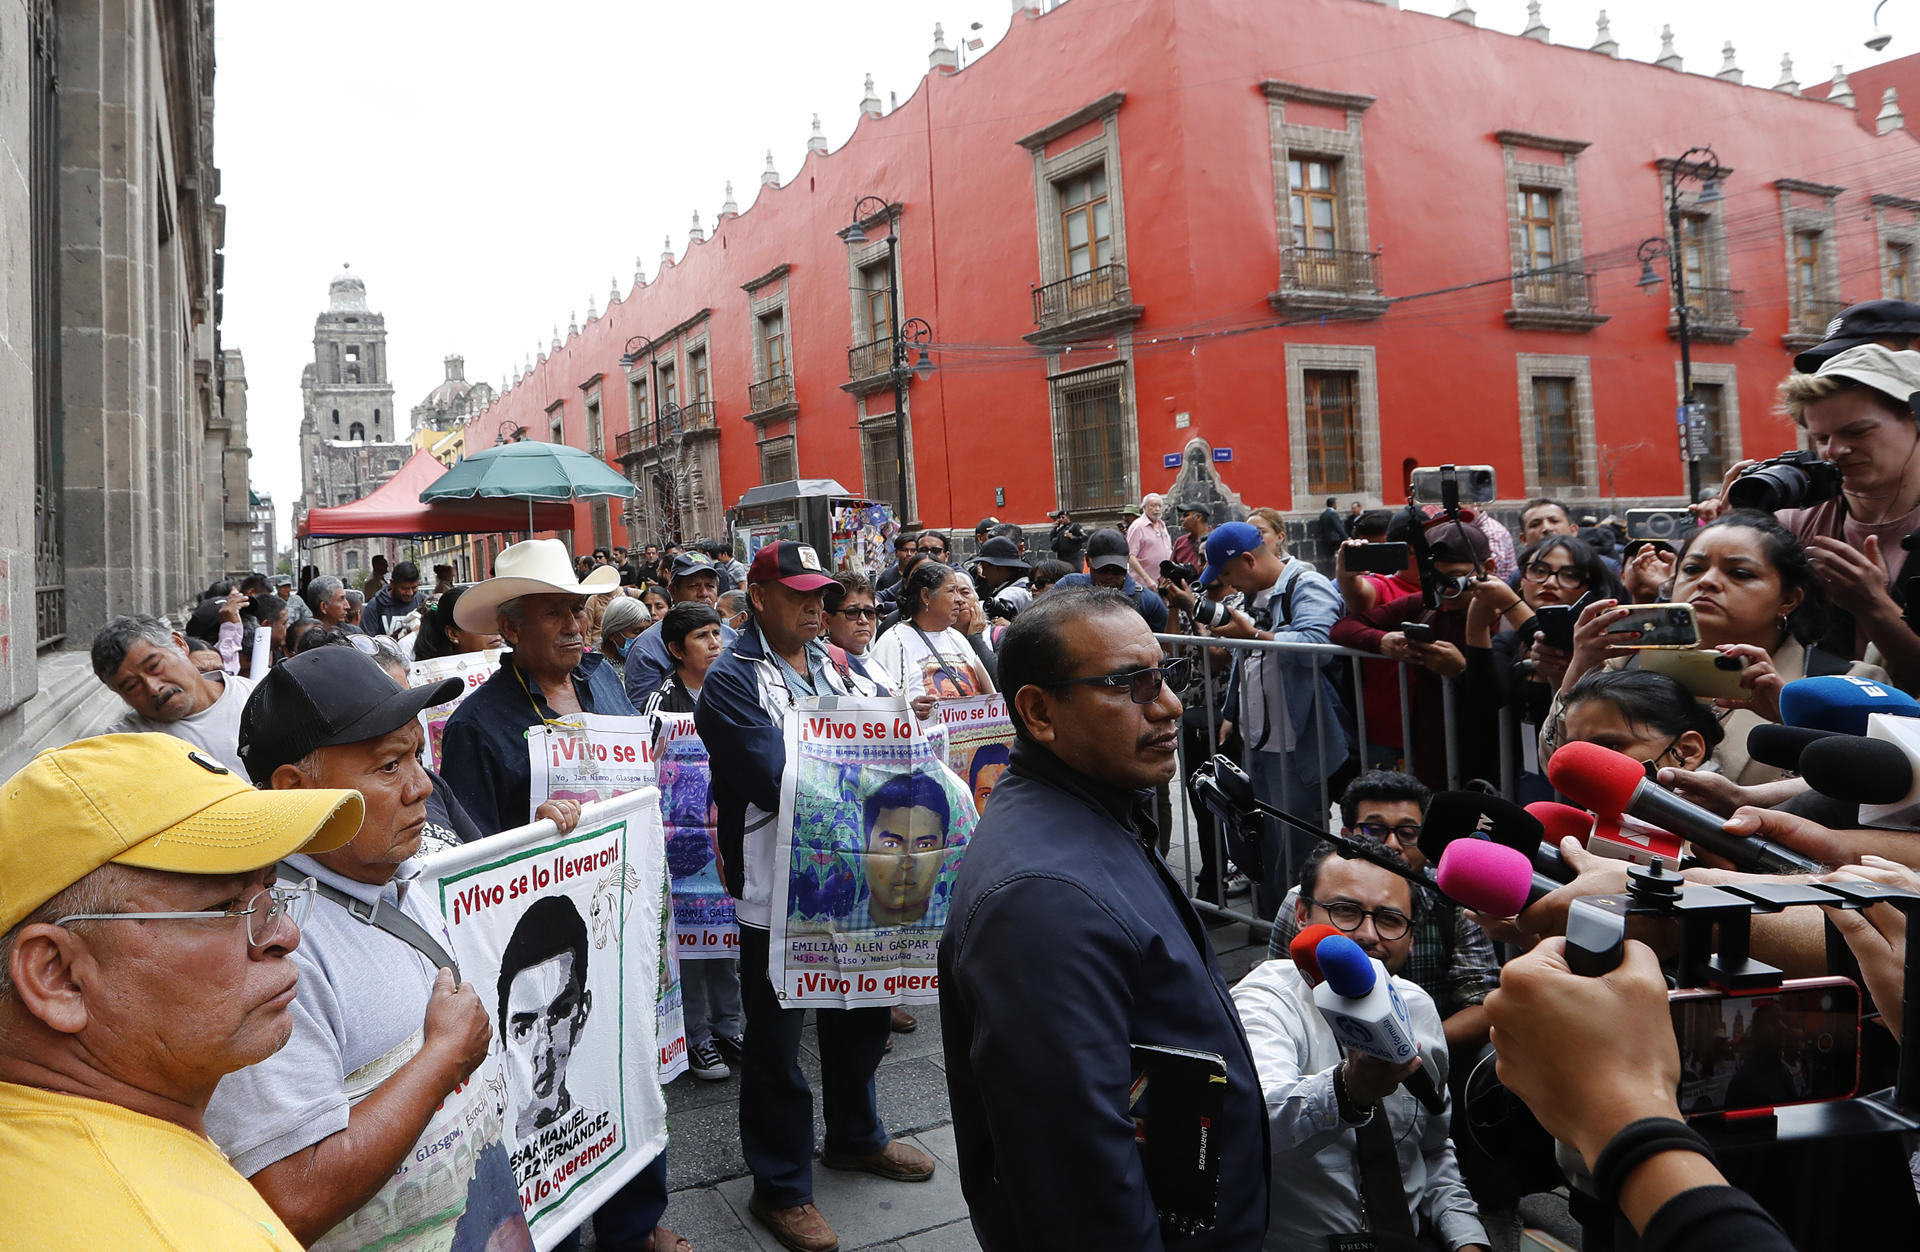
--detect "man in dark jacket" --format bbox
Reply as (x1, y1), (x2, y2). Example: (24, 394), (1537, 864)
(360, 560), (425, 635)
(1048, 510), (1087, 569)
(940, 588), (1270, 1250)
(1054, 528), (1169, 632)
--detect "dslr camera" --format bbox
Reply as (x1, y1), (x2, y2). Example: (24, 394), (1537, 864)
(1725, 451), (1844, 513)
(1160, 559), (1200, 586)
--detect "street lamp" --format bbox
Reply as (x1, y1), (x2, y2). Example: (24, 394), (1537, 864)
(1636, 145), (1726, 505)
(847, 195), (935, 525)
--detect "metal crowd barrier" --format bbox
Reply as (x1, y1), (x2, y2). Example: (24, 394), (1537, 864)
(1150, 631), (1527, 931)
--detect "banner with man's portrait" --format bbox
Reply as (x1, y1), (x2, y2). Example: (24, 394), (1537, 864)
(768, 697), (976, 1008)
(935, 693), (1015, 815)
(658, 731), (738, 959)
(408, 648), (502, 771)
(417, 791), (669, 1252)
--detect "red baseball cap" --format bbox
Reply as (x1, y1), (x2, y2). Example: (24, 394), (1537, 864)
(748, 540), (837, 591)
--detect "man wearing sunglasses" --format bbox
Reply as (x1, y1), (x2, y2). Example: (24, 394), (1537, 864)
(941, 588), (1271, 1250)
(203, 648), (541, 1252)
(1232, 839), (1488, 1252)
(0, 733), (364, 1249)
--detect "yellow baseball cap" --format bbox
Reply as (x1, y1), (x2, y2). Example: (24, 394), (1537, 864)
(0, 733), (365, 934)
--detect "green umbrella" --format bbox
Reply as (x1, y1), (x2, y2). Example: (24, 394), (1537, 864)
(419, 440), (636, 531)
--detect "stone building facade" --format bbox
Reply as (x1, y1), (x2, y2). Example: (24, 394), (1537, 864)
(296, 268), (408, 579)
(1, 0), (246, 773)
(214, 347), (253, 574)
(410, 353), (494, 435)
(249, 489), (278, 573)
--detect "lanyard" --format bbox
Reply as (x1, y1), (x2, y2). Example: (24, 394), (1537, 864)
(911, 624), (968, 693)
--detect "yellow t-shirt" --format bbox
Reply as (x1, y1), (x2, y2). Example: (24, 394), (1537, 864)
(0, 1080), (303, 1250)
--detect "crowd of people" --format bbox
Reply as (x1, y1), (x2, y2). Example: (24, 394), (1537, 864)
(14, 308), (1920, 1250)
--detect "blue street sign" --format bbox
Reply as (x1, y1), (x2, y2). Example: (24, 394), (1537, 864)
(1213, 447), (1233, 462)
(1163, 452), (1182, 468)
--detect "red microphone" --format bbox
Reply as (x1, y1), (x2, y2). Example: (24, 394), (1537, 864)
(1546, 741), (1820, 874)
(1526, 801), (1592, 848)
(1288, 923), (1342, 986)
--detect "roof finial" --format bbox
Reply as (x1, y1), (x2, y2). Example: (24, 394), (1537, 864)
(689, 210), (705, 244)
(930, 22), (958, 72)
(807, 113), (829, 155)
(1717, 42), (1742, 84)
(721, 181), (739, 218)
(1654, 24), (1682, 71)
(609, 275), (621, 304)
(586, 294), (598, 321)
(1521, 0), (1549, 43)
(762, 149), (781, 188)
(1775, 54), (1801, 95)
(1879, 86), (1906, 133)
(552, 325), (562, 350)
(1446, 1), (1475, 25)
(1590, 9), (1617, 56)
(1830, 65), (1857, 109)
(860, 73), (883, 118)
(634, 255), (648, 287)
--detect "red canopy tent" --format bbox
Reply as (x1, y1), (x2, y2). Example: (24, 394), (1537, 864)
(297, 450), (577, 538)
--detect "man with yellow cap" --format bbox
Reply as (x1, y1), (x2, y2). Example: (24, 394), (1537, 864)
(0, 732), (364, 1250)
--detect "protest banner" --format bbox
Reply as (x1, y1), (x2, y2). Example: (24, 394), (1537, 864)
(525, 712), (692, 1084)
(417, 791), (669, 1251)
(935, 693), (1015, 815)
(768, 696), (976, 1008)
(409, 648), (502, 771)
(659, 731), (737, 959)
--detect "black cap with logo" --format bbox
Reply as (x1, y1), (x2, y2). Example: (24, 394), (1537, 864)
(1794, 299), (1920, 373)
(237, 647), (461, 784)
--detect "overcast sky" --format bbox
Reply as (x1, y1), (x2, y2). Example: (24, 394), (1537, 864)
(215, 0), (1901, 550)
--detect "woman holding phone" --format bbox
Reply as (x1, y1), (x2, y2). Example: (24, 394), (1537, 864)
(1542, 511), (1881, 783)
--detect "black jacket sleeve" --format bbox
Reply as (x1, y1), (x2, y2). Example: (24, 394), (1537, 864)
(1640, 1185), (1795, 1252)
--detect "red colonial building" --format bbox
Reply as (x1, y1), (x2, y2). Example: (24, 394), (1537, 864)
(456, 0), (1920, 568)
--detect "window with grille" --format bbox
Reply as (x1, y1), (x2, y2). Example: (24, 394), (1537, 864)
(1889, 243), (1911, 301)
(1302, 370), (1362, 495)
(1693, 382), (1729, 487)
(1050, 363), (1129, 511)
(1532, 377), (1579, 487)
(1289, 159), (1339, 251)
(760, 437), (796, 485)
(863, 422), (900, 510)
(1058, 167), (1113, 277)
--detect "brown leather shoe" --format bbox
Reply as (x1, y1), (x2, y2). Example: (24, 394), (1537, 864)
(890, 1005), (918, 1033)
(746, 1194), (838, 1252)
(820, 1138), (937, 1182)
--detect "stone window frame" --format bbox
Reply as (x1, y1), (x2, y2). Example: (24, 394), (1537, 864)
(1776, 178), (1845, 347)
(546, 400), (565, 444)
(1019, 92), (1130, 287)
(757, 432), (797, 486)
(743, 264), (794, 383)
(1872, 194), (1920, 299)
(1515, 353), (1598, 496)
(579, 373), (604, 455)
(841, 203), (903, 353)
(1676, 360), (1742, 484)
(1284, 344), (1380, 509)
(1262, 81), (1378, 290)
(1659, 157), (1737, 292)
(856, 396), (919, 523)
(1497, 131), (1601, 325)
(1044, 345), (1144, 514)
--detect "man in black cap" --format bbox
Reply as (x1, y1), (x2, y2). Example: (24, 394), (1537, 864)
(1054, 528), (1169, 632)
(974, 517), (1000, 549)
(1047, 509), (1086, 570)
(972, 536), (1034, 617)
(1792, 298), (1920, 373)
(624, 549), (735, 703)
(207, 647), (539, 1251)
(1171, 501), (1213, 569)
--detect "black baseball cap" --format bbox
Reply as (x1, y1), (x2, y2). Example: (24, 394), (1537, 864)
(669, 551), (716, 581)
(975, 536), (1031, 570)
(1086, 528), (1131, 571)
(975, 516), (1000, 534)
(1794, 299), (1920, 372)
(237, 647), (461, 784)
(1176, 501), (1210, 517)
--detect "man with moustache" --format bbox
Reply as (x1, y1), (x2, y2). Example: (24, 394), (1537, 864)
(93, 614), (257, 773)
(0, 733), (364, 1249)
(203, 647), (533, 1252)
(940, 589), (1270, 1249)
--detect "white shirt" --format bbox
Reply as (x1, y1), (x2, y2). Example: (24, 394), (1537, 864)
(107, 671), (256, 775)
(868, 624), (993, 703)
(1231, 959), (1487, 1252)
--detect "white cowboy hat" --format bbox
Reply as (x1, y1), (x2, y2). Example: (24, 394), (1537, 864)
(453, 538), (619, 630)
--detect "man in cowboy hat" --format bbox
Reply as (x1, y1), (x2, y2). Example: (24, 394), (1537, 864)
(0, 733), (363, 1249)
(438, 538), (628, 836)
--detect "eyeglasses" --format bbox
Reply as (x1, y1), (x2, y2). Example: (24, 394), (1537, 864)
(55, 876), (316, 948)
(1047, 658), (1190, 704)
(916, 545), (949, 557)
(1353, 821), (1423, 847)
(1522, 561), (1590, 589)
(830, 606), (879, 620)
(1302, 895), (1412, 941)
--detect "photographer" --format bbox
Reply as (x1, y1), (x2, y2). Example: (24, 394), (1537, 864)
(1046, 509), (1086, 569)
(1704, 347), (1920, 686)
(971, 536), (1033, 618)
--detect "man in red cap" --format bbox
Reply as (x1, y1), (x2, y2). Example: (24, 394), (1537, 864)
(695, 541), (937, 1252)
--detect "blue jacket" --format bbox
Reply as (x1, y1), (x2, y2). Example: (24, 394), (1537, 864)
(1221, 557), (1350, 788)
(439, 651), (636, 835)
(692, 623), (891, 928)
(624, 618), (739, 709)
(940, 739), (1270, 1251)
(1054, 571), (1169, 633)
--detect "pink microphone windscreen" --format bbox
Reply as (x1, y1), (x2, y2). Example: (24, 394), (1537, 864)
(1436, 838), (1536, 917)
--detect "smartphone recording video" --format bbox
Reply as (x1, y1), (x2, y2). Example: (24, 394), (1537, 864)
(1671, 978), (1860, 1118)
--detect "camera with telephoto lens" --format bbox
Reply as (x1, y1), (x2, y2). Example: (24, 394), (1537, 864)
(1725, 451), (1844, 513)
(1160, 559), (1200, 586)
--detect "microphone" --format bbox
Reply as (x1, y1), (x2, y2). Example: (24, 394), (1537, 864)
(1435, 837), (1558, 917)
(1546, 741), (1823, 875)
(1778, 674), (1920, 735)
(1288, 923), (1342, 986)
(1312, 934), (1446, 1116)
(1747, 723), (1841, 773)
(1799, 714), (1920, 830)
(1419, 791), (1547, 864)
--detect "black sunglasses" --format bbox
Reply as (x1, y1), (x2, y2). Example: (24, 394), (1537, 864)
(1046, 658), (1190, 704)
(830, 606), (879, 619)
